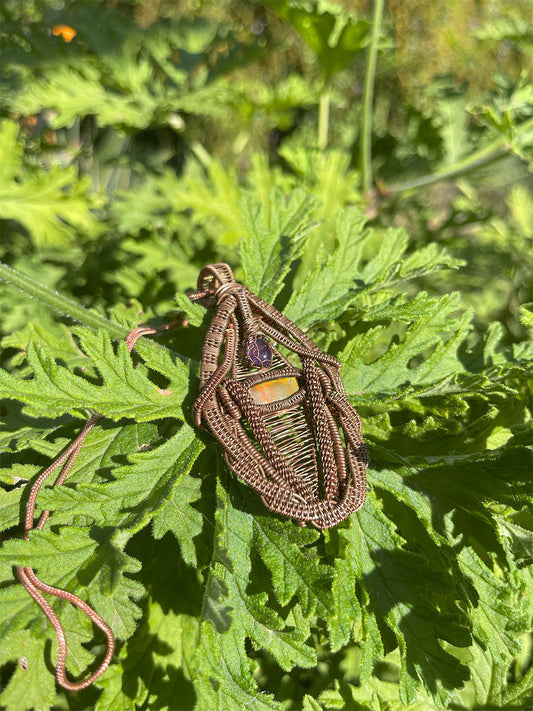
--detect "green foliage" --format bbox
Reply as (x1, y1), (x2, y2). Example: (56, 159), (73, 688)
(1, 1), (532, 710)
(0, 120), (101, 246)
(0, 328), (188, 420)
(263, 0), (370, 80)
(1, 197), (532, 710)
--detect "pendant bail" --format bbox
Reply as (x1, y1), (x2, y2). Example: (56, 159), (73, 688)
(195, 263), (236, 306)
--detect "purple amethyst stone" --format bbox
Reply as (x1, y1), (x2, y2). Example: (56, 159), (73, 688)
(246, 335), (273, 368)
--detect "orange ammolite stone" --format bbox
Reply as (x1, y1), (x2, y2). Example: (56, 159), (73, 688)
(249, 377), (299, 404)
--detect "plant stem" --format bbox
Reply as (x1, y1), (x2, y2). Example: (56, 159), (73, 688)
(0, 262), (129, 341)
(361, 0), (385, 194)
(318, 90), (330, 151)
(382, 116), (533, 195)
(190, 140), (213, 169)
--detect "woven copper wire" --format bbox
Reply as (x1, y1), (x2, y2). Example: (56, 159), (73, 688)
(15, 263), (368, 695)
(192, 264), (368, 529)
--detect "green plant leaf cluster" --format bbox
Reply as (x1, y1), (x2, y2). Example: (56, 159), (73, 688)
(1, 197), (532, 710)
(0, 121), (102, 246)
(1, 1), (532, 710)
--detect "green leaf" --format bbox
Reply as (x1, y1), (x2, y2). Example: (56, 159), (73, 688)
(0, 526), (144, 648)
(175, 292), (207, 328)
(196, 622), (284, 711)
(327, 528), (363, 653)
(195, 469), (317, 708)
(152, 472), (206, 567)
(174, 159), (245, 244)
(0, 481), (39, 531)
(284, 207), (368, 326)
(252, 515), (331, 618)
(319, 673), (443, 710)
(277, 147), (363, 231)
(0, 329), (188, 421)
(520, 302), (533, 329)
(341, 291), (469, 395)
(350, 495), (471, 706)
(0, 629), (56, 711)
(457, 546), (523, 667)
(0, 120), (101, 246)
(239, 188), (320, 303)
(37, 424), (205, 547)
(302, 693), (323, 711)
(1, 320), (89, 372)
(3, 9), (226, 131)
(107, 425), (205, 544)
(95, 530), (201, 711)
(263, 0), (369, 78)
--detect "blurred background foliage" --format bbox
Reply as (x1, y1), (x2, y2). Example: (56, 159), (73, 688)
(1, 0), (532, 348)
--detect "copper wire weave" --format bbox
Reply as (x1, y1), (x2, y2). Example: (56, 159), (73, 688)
(192, 263), (368, 529)
(15, 264), (368, 692)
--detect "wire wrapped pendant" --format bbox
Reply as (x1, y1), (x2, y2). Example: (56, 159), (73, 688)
(192, 263), (368, 529)
(11, 262), (368, 693)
